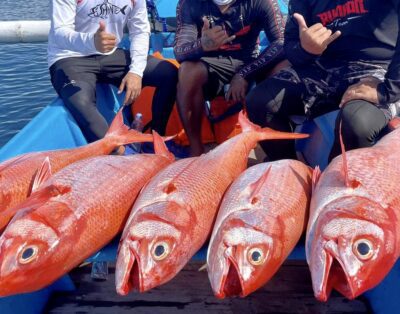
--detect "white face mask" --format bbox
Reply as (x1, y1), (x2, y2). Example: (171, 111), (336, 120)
(212, 0), (234, 5)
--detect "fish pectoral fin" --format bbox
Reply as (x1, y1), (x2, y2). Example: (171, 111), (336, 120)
(249, 165), (272, 202)
(31, 157), (52, 193)
(312, 166), (321, 194)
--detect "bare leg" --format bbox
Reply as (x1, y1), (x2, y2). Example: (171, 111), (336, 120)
(176, 61), (209, 156)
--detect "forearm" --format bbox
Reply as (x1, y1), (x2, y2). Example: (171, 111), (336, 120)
(284, 39), (317, 66)
(238, 39), (285, 80)
(50, 0), (98, 54)
(128, 0), (150, 77)
(284, 0), (318, 66)
(173, 0), (203, 63)
(174, 37), (204, 63)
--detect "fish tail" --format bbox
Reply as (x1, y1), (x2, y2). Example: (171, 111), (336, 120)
(104, 110), (154, 147)
(238, 111), (309, 141)
(152, 131), (175, 161)
(238, 110), (261, 133)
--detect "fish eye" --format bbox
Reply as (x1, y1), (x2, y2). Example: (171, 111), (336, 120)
(19, 246), (38, 264)
(152, 242), (170, 261)
(353, 239), (374, 260)
(248, 248), (265, 266)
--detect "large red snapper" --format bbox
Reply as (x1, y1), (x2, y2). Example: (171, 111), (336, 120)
(0, 110), (153, 231)
(207, 160), (312, 298)
(115, 111), (308, 295)
(0, 132), (174, 297)
(306, 127), (400, 301)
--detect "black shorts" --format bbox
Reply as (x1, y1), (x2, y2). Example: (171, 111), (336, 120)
(200, 56), (246, 100)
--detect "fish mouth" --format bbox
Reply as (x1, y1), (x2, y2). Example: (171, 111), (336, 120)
(215, 252), (244, 298)
(313, 249), (357, 301)
(115, 241), (143, 295)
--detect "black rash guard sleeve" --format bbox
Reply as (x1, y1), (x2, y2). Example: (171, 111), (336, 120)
(378, 1), (400, 105)
(238, 0), (286, 80)
(173, 0), (204, 63)
(284, 0), (319, 66)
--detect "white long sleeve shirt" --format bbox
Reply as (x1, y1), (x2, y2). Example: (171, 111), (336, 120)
(48, 0), (150, 77)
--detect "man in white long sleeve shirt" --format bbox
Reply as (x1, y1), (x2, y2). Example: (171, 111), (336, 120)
(48, 0), (178, 142)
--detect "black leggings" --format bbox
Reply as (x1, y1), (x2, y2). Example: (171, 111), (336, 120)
(50, 50), (178, 141)
(246, 69), (390, 161)
(329, 100), (390, 161)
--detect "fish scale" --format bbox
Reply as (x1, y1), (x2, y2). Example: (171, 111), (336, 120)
(116, 112), (308, 294)
(0, 147), (173, 296)
(0, 110), (154, 232)
(307, 126), (400, 301)
(207, 160), (312, 298)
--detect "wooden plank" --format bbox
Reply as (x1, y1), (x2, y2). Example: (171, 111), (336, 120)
(45, 261), (370, 314)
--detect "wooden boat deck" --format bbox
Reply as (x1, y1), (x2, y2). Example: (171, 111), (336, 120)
(45, 261), (370, 314)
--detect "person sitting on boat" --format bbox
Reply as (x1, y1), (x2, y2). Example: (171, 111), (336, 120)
(173, 0), (287, 156)
(245, 0), (400, 162)
(48, 0), (178, 146)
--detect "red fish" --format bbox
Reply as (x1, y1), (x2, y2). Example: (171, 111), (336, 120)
(207, 160), (312, 298)
(0, 110), (153, 231)
(115, 111), (308, 295)
(306, 127), (400, 301)
(0, 132), (174, 297)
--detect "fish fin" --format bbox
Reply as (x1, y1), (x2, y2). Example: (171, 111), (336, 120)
(249, 165), (272, 204)
(31, 157), (52, 193)
(339, 121), (361, 189)
(238, 110), (261, 132)
(120, 5), (127, 15)
(104, 109), (154, 147)
(153, 131), (175, 161)
(0, 184), (71, 232)
(312, 166), (321, 194)
(0, 154), (31, 173)
(339, 120), (350, 188)
(198, 264), (207, 272)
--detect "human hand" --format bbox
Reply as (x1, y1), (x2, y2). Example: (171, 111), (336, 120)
(201, 17), (236, 52)
(94, 21), (117, 53)
(226, 74), (248, 103)
(293, 13), (341, 55)
(340, 77), (380, 107)
(118, 72), (142, 105)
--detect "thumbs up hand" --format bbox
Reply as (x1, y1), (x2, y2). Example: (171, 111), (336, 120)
(200, 16), (236, 52)
(293, 13), (341, 55)
(94, 21), (117, 53)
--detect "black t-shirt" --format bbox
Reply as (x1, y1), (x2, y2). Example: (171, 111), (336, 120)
(284, 0), (400, 105)
(173, 0), (286, 80)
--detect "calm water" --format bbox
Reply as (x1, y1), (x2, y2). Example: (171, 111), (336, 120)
(0, 0), (55, 148)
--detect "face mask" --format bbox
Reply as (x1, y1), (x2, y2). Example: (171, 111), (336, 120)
(212, 0), (234, 5)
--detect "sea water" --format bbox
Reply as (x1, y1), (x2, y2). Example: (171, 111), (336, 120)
(0, 0), (55, 147)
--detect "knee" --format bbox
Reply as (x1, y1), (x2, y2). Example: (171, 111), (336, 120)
(157, 60), (179, 85)
(60, 81), (94, 110)
(178, 61), (208, 87)
(246, 80), (279, 122)
(340, 100), (383, 143)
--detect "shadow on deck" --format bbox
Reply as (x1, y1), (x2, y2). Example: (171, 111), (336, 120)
(45, 261), (370, 314)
